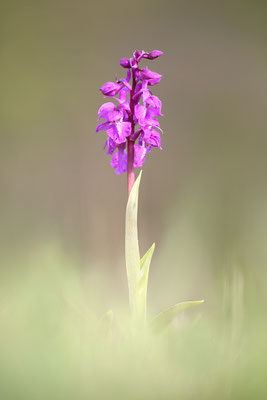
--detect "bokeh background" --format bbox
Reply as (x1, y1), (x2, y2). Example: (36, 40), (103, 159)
(1, 0), (267, 398)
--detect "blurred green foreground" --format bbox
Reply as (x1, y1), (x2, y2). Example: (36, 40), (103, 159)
(0, 244), (267, 400)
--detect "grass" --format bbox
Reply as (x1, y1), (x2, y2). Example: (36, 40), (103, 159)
(0, 244), (266, 400)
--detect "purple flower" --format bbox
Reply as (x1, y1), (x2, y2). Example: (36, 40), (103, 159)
(139, 67), (162, 86)
(96, 50), (163, 174)
(134, 145), (147, 167)
(110, 145), (128, 174)
(141, 128), (162, 149)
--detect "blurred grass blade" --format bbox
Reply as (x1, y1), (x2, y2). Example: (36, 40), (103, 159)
(150, 300), (204, 333)
(136, 243), (155, 322)
(125, 171), (142, 314)
(140, 243), (155, 273)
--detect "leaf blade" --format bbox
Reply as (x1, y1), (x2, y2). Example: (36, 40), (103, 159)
(125, 171), (142, 314)
(150, 300), (204, 333)
(136, 243), (155, 322)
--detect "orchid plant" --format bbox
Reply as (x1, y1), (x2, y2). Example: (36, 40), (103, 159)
(96, 50), (203, 331)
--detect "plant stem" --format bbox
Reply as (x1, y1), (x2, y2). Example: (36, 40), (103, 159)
(127, 69), (137, 197)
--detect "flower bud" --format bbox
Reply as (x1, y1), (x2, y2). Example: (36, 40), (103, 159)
(120, 58), (131, 68)
(143, 50), (163, 60)
(100, 82), (122, 96)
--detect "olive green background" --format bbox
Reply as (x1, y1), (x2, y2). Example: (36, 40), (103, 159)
(2, 0), (267, 302)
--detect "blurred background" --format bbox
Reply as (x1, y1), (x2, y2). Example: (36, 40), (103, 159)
(1, 0), (267, 398)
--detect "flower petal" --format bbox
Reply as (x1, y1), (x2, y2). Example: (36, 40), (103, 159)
(106, 110), (123, 122)
(134, 145), (147, 167)
(146, 106), (163, 118)
(143, 128), (162, 148)
(145, 95), (162, 111)
(147, 77), (162, 86)
(119, 79), (132, 91)
(95, 121), (111, 133)
(107, 121), (131, 144)
(135, 104), (146, 123)
(110, 148), (127, 174)
(139, 67), (162, 82)
(97, 102), (116, 120)
(143, 50), (163, 60)
(103, 137), (116, 154)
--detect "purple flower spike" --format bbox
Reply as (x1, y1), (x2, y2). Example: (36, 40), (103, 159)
(96, 49), (163, 193)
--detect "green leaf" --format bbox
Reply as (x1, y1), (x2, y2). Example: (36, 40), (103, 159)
(150, 300), (204, 333)
(125, 171), (142, 314)
(136, 243), (155, 322)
